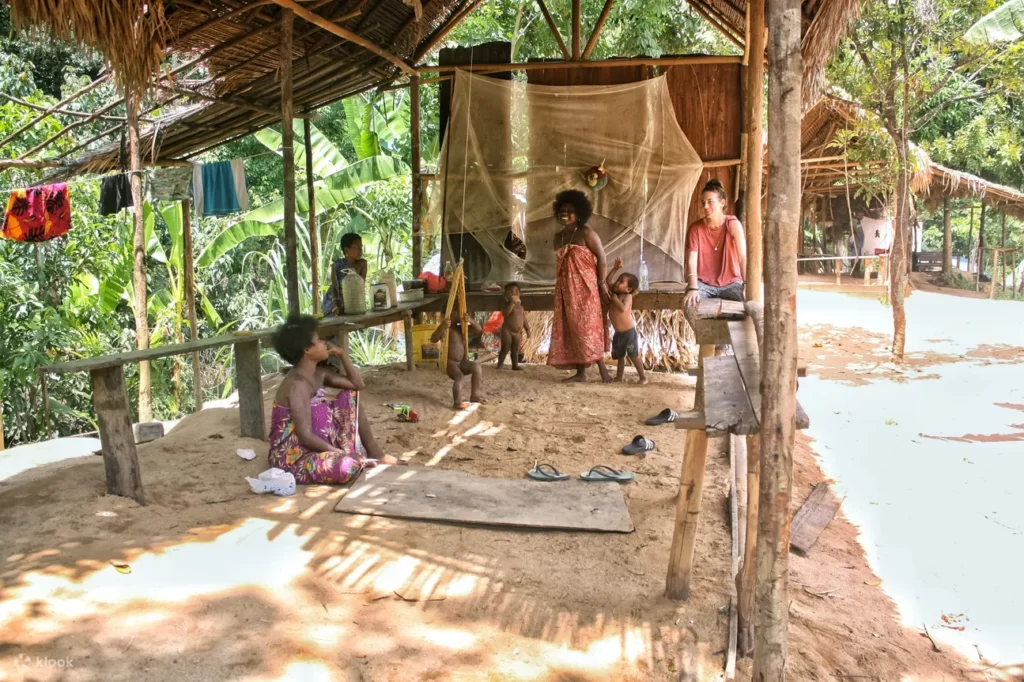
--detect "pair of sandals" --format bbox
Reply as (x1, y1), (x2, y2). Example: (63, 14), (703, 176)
(528, 463), (634, 483)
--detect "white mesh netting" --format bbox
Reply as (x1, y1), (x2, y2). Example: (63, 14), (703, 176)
(425, 69), (703, 283)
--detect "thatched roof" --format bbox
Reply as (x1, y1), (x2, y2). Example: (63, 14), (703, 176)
(686, 0), (861, 105)
(798, 95), (1024, 218)
(6, 0), (464, 175)
(5, 0), (859, 176)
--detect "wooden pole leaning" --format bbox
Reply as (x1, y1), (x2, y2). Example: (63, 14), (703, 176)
(182, 199), (203, 410)
(305, 119), (321, 316)
(281, 9), (300, 316)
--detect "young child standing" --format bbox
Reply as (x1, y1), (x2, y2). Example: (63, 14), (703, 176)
(606, 257), (647, 384)
(431, 315), (485, 408)
(498, 283), (531, 370)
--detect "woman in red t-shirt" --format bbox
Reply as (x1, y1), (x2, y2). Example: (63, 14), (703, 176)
(684, 179), (747, 309)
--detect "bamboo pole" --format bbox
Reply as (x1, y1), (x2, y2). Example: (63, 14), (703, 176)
(583, 0), (616, 59)
(991, 249), (999, 299)
(127, 97), (152, 423)
(977, 203), (985, 291)
(417, 55), (743, 73)
(571, 0), (582, 59)
(0, 74), (110, 150)
(744, 0), (766, 303)
(267, 0), (416, 75)
(282, 9), (300, 316)
(752, 0), (801, 674)
(665, 429), (712, 600)
(415, 0), (488, 63)
(181, 200), (203, 411)
(411, 75), (423, 276)
(737, 433), (760, 656)
(683, 0), (745, 50)
(305, 119), (321, 316)
(0, 92), (150, 123)
(1001, 212), (1007, 294)
(535, 0), (571, 61)
(159, 83), (318, 120)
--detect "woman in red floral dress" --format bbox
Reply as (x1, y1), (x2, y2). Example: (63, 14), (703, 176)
(547, 190), (612, 383)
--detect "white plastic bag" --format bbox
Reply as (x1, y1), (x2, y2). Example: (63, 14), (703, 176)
(246, 467), (296, 496)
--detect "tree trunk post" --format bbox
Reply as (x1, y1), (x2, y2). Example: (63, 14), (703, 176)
(744, 0), (766, 302)
(976, 202), (986, 291)
(91, 366), (146, 505)
(991, 249), (999, 299)
(666, 429), (717, 600)
(571, 0), (581, 59)
(281, 9), (300, 316)
(942, 197), (952, 275)
(1001, 212), (1007, 293)
(411, 74), (423, 277)
(752, 0), (801, 673)
(127, 97), (152, 423)
(304, 118), (320, 316)
(181, 199), (202, 411)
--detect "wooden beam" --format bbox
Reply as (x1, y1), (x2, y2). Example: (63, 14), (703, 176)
(0, 92), (152, 124)
(583, 0), (616, 59)
(753, 0), (802, 673)
(535, 0), (572, 61)
(0, 74), (110, 150)
(417, 55), (743, 73)
(181, 199), (203, 411)
(665, 428), (711, 599)
(305, 119), (321, 316)
(411, 74), (424, 276)
(684, 0), (745, 50)
(282, 9), (300, 317)
(127, 97), (153, 424)
(415, 0), (487, 63)
(571, 0), (582, 59)
(268, 0), (416, 75)
(159, 84), (317, 120)
(744, 0), (765, 304)
(737, 433), (760, 656)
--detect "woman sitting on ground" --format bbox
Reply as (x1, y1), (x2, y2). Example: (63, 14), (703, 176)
(684, 178), (747, 308)
(269, 314), (396, 484)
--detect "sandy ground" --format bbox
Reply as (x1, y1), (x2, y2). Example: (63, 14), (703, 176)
(0, 294), (1017, 681)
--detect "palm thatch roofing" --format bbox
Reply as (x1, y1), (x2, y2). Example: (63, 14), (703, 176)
(798, 95), (1024, 219)
(5, 0), (860, 176)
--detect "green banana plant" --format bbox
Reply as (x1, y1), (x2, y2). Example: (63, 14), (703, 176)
(966, 0), (1024, 43)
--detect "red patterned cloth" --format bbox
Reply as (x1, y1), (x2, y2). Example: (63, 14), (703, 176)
(1, 184), (72, 242)
(548, 244), (609, 368)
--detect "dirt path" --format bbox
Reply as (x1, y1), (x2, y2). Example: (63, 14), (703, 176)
(0, 359), (991, 681)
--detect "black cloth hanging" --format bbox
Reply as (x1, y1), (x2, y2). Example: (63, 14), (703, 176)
(98, 173), (133, 215)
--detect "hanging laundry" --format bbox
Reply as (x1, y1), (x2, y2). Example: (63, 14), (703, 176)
(1, 183), (72, 242)
(192, 160), (249, 217)
(147, 166), (193, 202)
(98, 173), (133, 215)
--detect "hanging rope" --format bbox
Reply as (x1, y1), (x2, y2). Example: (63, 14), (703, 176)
(438, 259), (467, 374)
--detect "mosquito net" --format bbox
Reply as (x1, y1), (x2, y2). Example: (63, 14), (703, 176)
(425, 69), (703, 284)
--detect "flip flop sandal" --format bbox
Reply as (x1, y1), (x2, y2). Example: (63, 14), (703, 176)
(527, 463), (570, 481)
(580, 465), (635, 483)
(645, 408), (679, 426)
(622, 435), (656, 455)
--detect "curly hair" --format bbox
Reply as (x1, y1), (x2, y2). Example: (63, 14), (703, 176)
(340, 232), (362, 252)
(272, 313), (319, 365)
(618, 272), (640, 293)
(553, 189), (593, 226)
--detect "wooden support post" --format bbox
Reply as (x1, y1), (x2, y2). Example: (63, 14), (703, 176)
(304, 118), (321, 316)
(942, 197), (952, 275)
(234, 340), (266, 440)
(991, 249), (999, 299)
(744, 0), (766, 303)
(571, 0), (582, 59)
(693, 344), (715, 411)
(665, 429), (713, 600)
(404, 310), (415, 371)
(0, 386), (4, 450)
(41, 371), (51, 438)
(535, 0), (571, 61)
(1013, 250), (1018, 300)
(835, 260), (841, 286)
(752, 0), (801, 673)
(411, 74), (423, 277)
(281, 9), (300, 316)
(734, 434), (748, 560)
(583, 0), (616, 59)
(737, 433), (760, 656)
(127, 97), (152, 423)
(1001, 213), (1008, 294)
(91, 366), (146, 505)
(977, 203), (986, 291)
(181, 200), (203, 411)
(863, 255), (871, 285)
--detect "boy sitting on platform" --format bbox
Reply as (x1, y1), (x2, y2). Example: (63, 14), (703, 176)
(607, 257), (647, 384)
(498, 283), (531, 371)
(431, 315), (485, 408)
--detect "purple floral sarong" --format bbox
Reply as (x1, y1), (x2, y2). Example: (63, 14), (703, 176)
(268, 388), (367, 484)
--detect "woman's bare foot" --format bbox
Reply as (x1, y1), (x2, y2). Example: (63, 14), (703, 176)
(512, 366), (525, 371)
(613, 376), (624, 383)
(638, 377), (649, 385)
(455, 401), (471, 409)
(469, 395), (485, 404)
(381, 454), (409, 465)
(563, 370), (587, 383)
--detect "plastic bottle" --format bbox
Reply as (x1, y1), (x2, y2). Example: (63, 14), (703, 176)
(341, 269), (367, 314)
(638, 260), (650, 291)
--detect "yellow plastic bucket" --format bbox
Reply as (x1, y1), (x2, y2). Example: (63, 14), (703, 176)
(412, 324), (441, 362)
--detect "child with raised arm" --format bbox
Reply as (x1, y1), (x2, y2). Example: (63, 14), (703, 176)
(606, 257), (647, 384)
(498, 282), (531, 370)
(431, 314), (485, 408)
